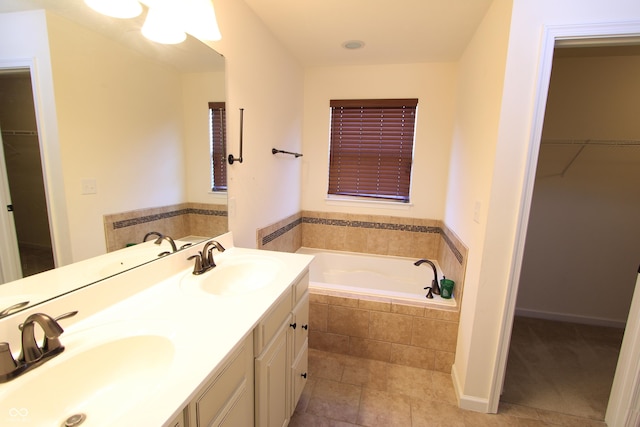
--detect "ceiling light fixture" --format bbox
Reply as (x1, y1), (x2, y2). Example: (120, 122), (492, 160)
(342, 40), (365, 50)
(84, 0), (222, 45)
(84, 0), (143, 19)
(141, 5), (187, 44)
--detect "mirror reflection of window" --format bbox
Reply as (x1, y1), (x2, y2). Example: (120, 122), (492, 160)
(209, 102), (227, 191)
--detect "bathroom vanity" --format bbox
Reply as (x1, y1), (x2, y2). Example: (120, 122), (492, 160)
(0, 233), (312, 427)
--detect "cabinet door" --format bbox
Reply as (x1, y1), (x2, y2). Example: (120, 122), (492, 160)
(189, 335), (254, 427)
(292, 292), (309, 357)
(255, 317), (291, 427)
(291, 339), (308, 413)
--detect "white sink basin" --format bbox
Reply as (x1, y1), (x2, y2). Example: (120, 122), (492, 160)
(0, 334), (174, 426)
(181, 254), (285, 296)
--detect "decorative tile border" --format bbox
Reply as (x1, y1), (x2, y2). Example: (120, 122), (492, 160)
(261, 214), (464, 265)
(112, 208), (227, 230)
(262, 217), (302, 245)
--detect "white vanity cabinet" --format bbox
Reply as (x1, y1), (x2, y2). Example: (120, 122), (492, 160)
(186, 334), (255, 427)
(254, 271), (309, 427)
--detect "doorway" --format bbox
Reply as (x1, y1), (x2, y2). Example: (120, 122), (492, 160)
(0, 68), (55, 282)
(500, 44), (640, 421)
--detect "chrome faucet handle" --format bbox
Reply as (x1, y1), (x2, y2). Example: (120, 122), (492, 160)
(0, 342), (17, 377)
(20, 313), (64, 363)
(205, 247), (217, 269)
(143, 231), (163, 242)
(43, 311), (78, 353)
(188, 253), (205, 275)
(0, 301), (30, 318)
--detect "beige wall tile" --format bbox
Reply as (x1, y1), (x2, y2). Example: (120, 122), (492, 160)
(434, 351), (455, 373)
(391, 303), (425, 317)
(309, 330), (350, 354)
(344, 226), (367, 253)
(309, 293), (329, 304)
(390, 343), (436, 370)
(411, 318), (458, 352)
(327, 306), (370, 338)
(309, 303), (328, 332)
(369, 311), (413, 344)
(327, 295), (359, 308)
(348, 337), (391, 362)
(358, 299), (390, 312)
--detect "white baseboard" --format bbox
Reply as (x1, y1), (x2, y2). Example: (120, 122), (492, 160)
(451, 363), (491, 413)
(515, 307), (626, 329)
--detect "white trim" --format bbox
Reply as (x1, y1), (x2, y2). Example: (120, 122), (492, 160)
(0, 126), (22, 283)
(606, 273), (640, 427)
(514, 308), (627, 329)
(452, 364), (490, 412)
(491, 20), (640, 421)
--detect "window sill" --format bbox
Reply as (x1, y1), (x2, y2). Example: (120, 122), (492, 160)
(207, 191), (228, 201)
(325, 195), (413, 210)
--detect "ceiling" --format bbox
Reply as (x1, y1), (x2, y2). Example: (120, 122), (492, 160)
(242, 0), (494, 67)
(0, 0), (224, 72)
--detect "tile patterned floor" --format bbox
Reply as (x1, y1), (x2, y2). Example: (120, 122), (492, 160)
(290, 349), (608, 427)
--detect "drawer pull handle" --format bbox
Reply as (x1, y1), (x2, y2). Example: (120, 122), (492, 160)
(290, 322), (297, 329)
(301, 372), (307, 379)
(301, 324), (308, 330)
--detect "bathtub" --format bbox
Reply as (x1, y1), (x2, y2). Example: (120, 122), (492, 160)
(296, 247), (456, 309)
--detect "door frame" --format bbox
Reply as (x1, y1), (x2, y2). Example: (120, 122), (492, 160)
(491, 21), (640, 425)
(0, 126), (22, 282)
(0, 58), (59, 280)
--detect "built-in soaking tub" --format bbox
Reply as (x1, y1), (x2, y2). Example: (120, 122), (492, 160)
(296, 247), (456, 309)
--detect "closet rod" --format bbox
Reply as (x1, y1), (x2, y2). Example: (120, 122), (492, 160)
(542, 138), (640, 146)
(1, 130), (38, 136)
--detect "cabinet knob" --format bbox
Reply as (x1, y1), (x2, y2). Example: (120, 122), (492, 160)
(290, 322), (297, 329)
(301, 324), (308, 330)
(301, 372), (307, 379)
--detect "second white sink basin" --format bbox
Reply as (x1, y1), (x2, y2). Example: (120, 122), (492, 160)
(0, 334), (174, 426)
(181, 254), (285, 296)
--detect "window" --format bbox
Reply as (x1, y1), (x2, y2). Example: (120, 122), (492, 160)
(328, 98), (418, 202)
(209, 102), (227, 191)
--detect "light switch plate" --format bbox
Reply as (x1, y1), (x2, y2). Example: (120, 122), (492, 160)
(81, 178), (97, 195)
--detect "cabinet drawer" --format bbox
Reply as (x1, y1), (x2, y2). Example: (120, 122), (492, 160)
(190, 335), (253, 427)
(291, 339), (308, 413)
(293, 271), (309, 305)
(254, 287), (292, 354)
(292, 292), (309, 357)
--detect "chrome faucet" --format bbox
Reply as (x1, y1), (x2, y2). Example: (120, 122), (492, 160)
(0, 311), (71, 383)
(414, 259), (441, 296)
(20, 313), (64, 363)
(0, 301), (30, 319)
(143, 231), (163, 242)
(143, 231), (178, 254)
(188, 240), (226, 275)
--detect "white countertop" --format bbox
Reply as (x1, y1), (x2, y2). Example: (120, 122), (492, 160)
(0, 240), (313, 427)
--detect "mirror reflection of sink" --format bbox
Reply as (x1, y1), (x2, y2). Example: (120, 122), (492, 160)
(182, 255), (285, 296)
(0, 334), (174, 426)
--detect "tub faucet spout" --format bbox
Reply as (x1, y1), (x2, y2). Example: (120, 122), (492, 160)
(414, 259), (440, 295)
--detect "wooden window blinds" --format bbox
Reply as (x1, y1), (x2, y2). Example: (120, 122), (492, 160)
(209, 102), (227, 191)
(328, 98), (418, 202)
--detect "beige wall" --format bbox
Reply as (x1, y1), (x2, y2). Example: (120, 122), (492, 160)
(445, 0), (512, 409)
(453, 0), (640, 412)
(205, 0), (305, 249)
(301, 63), (457, 220)
(48, 12), (189, 261)
(0, 10), (72, 268)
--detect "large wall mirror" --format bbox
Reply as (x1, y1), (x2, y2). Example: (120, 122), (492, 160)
(0, 0), (226, 317)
